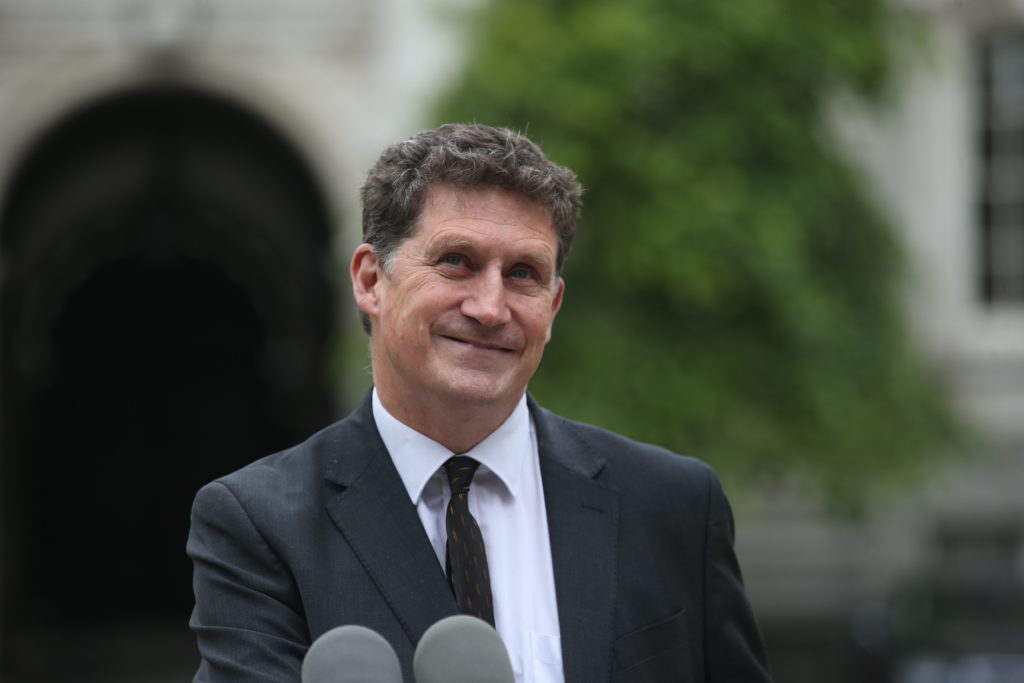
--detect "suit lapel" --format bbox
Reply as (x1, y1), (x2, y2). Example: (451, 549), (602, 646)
(323, 396), (457, 645)
(531, 397), (619, 683)
(321, 394), (619, 680)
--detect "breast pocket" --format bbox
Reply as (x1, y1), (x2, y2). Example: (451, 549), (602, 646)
(612, 608), (691, 681)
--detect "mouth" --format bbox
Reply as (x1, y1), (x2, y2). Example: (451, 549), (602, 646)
(441, 335), (516, 353)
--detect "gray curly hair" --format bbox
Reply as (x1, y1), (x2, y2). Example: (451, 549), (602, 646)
(360, 123), (583, 275)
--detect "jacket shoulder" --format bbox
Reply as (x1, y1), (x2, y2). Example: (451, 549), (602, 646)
(529, 399), (721, 509)
(196, 397), (380, 515)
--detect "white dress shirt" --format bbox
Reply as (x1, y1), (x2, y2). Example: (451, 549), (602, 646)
(372, 388), (565, 683)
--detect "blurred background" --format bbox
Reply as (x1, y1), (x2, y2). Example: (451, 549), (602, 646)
(0, 0), (1021, 681)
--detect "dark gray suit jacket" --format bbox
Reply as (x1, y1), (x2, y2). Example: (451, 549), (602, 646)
(188, 394), (772, 682)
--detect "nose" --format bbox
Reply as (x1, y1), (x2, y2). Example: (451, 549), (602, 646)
(461, 268), (511, 327)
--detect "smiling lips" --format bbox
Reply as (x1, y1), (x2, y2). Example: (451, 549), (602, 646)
(439, 332), (519, 354)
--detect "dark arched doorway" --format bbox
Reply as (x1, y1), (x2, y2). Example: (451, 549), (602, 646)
(0, 86), (338, 681)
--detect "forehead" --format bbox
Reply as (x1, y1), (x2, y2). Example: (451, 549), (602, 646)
(413, 185), (557, 248)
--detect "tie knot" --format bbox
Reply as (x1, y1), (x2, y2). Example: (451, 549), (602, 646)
(444, 456), (480, 495)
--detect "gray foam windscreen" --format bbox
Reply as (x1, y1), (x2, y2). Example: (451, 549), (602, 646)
(301, 624), (402, 683)
(413, 615), (515, 683)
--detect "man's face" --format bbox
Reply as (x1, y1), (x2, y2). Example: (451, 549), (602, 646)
(352, 185), (564, 417)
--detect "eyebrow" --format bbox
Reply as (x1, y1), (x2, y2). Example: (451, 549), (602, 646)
(425, 235), (477, 257)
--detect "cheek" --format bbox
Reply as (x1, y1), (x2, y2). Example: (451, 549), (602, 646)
(389, 289), (447, 339)
(524, 309), (557, 347)
(416, 283), (464, 319)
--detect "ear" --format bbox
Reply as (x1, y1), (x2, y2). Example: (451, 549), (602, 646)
(544, 277), (565, 343)
(351, 243), (382, 320)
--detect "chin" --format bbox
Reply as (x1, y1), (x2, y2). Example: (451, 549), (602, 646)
(438, 374), (521, 407)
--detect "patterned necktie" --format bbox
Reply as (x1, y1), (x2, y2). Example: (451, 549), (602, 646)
(443, 456), (495, 626)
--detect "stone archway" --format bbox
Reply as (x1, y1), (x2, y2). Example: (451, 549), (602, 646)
(0, 86), (338, 681)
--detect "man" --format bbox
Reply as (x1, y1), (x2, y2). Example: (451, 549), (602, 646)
(188, 123), (772, 682)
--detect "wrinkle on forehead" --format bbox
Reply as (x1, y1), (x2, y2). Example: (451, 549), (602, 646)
(425, 184), (553, 227)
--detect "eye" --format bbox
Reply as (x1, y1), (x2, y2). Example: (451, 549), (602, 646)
(508, 266), (536, 281)
(439, 254), (465, 267)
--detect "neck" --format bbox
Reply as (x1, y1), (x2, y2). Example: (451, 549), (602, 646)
(373, 385), (520, 454)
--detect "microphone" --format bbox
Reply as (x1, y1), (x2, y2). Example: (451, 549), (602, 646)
(413, 615), (515, 683)
(301, 624), (402, 683)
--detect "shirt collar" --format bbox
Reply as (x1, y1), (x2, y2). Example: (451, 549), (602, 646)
(372, 388), (529, 504)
